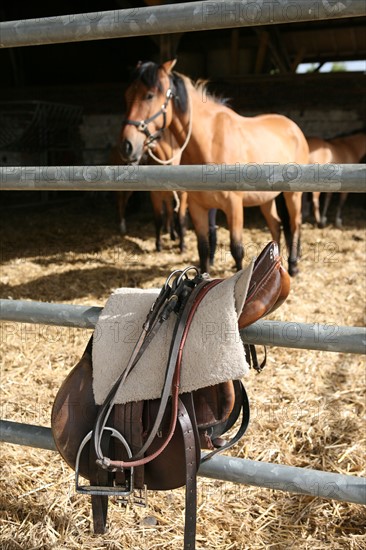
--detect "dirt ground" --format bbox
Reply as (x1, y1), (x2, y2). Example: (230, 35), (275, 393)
(0, 192), (365, 549)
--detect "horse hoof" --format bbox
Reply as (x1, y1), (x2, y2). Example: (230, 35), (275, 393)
(119, 220), (127, 235)
(288, 264), (299, 277)
(335, 218), (343, 229)
(318, 217), (327, 228)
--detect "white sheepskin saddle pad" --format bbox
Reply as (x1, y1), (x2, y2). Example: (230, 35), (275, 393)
(92, 261), (254, 405)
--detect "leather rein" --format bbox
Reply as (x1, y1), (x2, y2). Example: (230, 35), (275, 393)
(91, 267), (250, 472)
(92, 266), (207, 470)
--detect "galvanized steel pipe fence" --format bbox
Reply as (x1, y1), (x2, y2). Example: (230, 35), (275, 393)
(1, 0), (365, 506)
(0, 419), (365, 506)
(1, 1), (365, 49)
(1, 299), (365, 355)
(1, 164), (365, 193)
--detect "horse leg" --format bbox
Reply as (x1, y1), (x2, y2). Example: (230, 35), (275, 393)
(335, 192), (348, 228)
(177, 191), (188, 253)
(226, 201), (244, 272)
(320, 192), (332, 228)
(164, 192), (177, 242)
(301, 192), (312, 222)
(259, 200), (281, 246)
(312, 192), (322, 227)
(282, 192), (302, 277)
(150, 192), (164, 252)
(208, 208), (218, 266)
(116, 191), (133, 234)
(188, 199), (211, 273)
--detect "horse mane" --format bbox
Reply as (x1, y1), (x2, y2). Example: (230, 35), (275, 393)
(129, 61), (163, 92)
(129, 61), (229, 114)
(129, 61), (189, 114)
(193, 78), (231, 106)
(171, 71), (189, 114)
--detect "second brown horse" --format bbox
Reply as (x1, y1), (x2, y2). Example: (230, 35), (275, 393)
(308, 131), (366, 228)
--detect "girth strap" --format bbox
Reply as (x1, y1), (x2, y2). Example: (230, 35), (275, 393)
(201, 380), (250, 465)
(89, 431), (110, 534)
(244, 344), (267, 373)
(177, 397), (198, 550)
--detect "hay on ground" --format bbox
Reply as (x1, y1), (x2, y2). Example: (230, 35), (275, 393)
(1, 197), (365, 549)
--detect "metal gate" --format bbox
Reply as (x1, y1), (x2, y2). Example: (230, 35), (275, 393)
(0, 0), (365, 507)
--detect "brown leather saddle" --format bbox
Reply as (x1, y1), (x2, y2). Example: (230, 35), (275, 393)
(51, 241), (290, 549)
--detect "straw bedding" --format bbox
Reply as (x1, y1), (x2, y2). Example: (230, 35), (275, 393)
(1, 195), (365, 549)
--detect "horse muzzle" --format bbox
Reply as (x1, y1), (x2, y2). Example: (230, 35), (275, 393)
(119, 139), (138, 163)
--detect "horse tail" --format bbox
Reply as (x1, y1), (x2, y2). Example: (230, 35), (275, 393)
(275, 194), (291, 253)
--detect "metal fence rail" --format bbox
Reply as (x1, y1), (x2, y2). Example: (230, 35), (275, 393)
(1, 299), (365, 355)
(1, 1), (365, 49)
(1, 164), (365, 192)
(1, 420), (365, 506)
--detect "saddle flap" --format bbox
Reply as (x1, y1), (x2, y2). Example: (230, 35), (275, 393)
(51, 340), (98, 479)
(193, 382), (235, 429)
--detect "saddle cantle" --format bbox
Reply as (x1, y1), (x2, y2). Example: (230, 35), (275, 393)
(51, 241), (290, 549)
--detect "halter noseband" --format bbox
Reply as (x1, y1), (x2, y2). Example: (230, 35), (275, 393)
(122, 88), (174, 145)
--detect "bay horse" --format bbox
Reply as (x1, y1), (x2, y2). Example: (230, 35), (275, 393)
(308, 132), (366, 228)
(119, 60), (309, 275)
(110, 144), (188, 252)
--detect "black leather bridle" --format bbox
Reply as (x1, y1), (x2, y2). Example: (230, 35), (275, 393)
(122, 87), (174, 145)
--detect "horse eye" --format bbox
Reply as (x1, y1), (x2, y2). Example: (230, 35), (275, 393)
(145, 91), (155, 100)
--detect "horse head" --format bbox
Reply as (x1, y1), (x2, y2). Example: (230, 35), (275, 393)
(119, 59), (182, 164)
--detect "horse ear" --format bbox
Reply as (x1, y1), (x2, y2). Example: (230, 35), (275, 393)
(162, 59), (177, 74)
